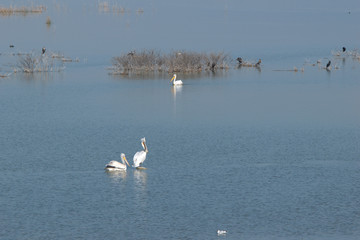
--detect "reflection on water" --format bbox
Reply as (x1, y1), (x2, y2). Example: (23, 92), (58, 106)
(171, 85), (182, 118)
(171, 85), (182, 100)
(109, 70), (230, 81)
(133, 169), (147, 209)
(18, 71), (63, 83)
(236, 64), (262, 73)
(106, 170), (127, 183)
(134, 169), (147, 190)
(110, 71), (170, 80)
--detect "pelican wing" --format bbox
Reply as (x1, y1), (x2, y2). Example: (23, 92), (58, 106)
(105, 160), (126, 170)
(174, 80), (183, 85)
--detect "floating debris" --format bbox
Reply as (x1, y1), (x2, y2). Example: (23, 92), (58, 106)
(98, 2), (129, 15)
(0, 72), (12, 78)
(61, 57), (79, 62)
(46, 16), (51, 25)
(0, 5), (46, 16)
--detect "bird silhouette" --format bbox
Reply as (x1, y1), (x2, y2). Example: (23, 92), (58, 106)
(326, 60), (331, 69)
(255, 59), (261, 67)
(236, 57), (243, 65)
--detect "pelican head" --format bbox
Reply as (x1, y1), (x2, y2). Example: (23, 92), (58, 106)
(170, 74), (176, 82)
(141, 137), (148, 153)
(121, 153), (130, 166)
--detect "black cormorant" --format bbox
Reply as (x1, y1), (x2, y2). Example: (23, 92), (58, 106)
(236, 57), (243, 64)
(326, 60), (331, 69)
(255, 59), (261, 67)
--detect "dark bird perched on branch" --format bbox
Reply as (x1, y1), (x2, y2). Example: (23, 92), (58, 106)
(210, 63), (216, 71)
(127, 51), (135, 56)
(342, 47), (346, 52)
(255, 59), (261, 67)
(326, 60), (331, 69)
(236, 57), (243, 65)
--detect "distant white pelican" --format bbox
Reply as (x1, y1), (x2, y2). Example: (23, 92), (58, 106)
(105, 153), (130, 171)
(133, 137), (148, 169)
(170, 74), (183, 85)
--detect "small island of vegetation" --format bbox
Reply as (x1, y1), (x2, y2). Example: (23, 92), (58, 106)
(110, 49), (231, 75)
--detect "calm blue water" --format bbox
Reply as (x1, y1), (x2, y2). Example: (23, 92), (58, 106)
(1, 1), (360, 239)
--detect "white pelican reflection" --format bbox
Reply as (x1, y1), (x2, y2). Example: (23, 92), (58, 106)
(133, 168), (147, 209)
(171, 84), (183, 100)
(134, 169), (147, 190)
(105, 170), (127, 182)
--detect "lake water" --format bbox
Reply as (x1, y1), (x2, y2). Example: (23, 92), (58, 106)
(1, 1), (360, 239)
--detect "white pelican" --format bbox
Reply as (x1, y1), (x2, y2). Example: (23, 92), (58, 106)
(105, 153), (130, 171)
(170, 74), (183, 85)
(217, 230), (227, 235)
(133, 137), (148, 169)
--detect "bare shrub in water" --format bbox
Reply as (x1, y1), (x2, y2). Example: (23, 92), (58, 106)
(111, 50), (230, 74)
(131, 50), (160, 71)
(203, 52), (230, 71)
(166, 51), (203, 72)
(112, 49), (166, 73)
(17, 55), (37, 73)
(17, 53), (64, 73)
